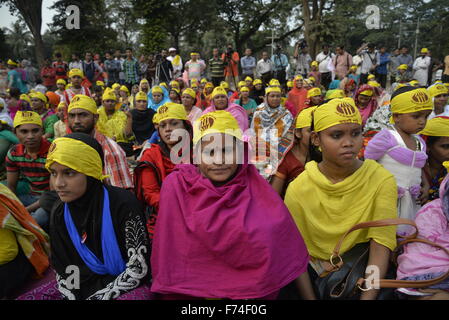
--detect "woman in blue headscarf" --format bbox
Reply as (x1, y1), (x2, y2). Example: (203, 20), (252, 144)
(148, 85), (170, 111)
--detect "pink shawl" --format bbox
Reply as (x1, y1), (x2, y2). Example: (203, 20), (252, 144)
(151, 161), (309, 299)
(202, 102), (249, 132)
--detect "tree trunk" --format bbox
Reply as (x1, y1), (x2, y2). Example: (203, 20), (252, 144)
(12, 0), (44, 66)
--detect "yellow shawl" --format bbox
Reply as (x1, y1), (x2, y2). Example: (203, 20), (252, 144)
(284, 159), (397, 260)
(96, 106), (131, 143)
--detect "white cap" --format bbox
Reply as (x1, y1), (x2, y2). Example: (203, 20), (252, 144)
(168, 48), (177, 52)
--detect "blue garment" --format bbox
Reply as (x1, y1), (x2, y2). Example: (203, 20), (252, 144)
(241, 56), (256, 75)
(376, 53), (390, 75)
(8, 69), (27, 93)
(329, 80), (341, 90)
(64, 187), (126, 276)
(148, 86), (170, 111)
(148, 130), (160, 144)
(348, 74), (360, 85)
(271, 54), (289, 71)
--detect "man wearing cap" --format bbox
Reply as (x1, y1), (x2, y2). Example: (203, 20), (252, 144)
(241, 48), (256, 80)
(167, 48), (183, 79)
(413, 48), (432, 86)
(64, 68), (91, 104)
(427, 84), (449, 120)
(67, 94), (133, 189)
(6, 111), (51, 228)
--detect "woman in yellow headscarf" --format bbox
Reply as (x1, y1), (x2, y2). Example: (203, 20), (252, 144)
(284, 97), (398, 300)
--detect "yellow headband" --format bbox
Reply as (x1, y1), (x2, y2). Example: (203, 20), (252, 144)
(398, 64), (408, 71)
(102, 88), (117, 101)
(419, 116), (449, 137)
(287, 81), (293, 88)
(135, 91), (148, 101)
(391, 88), (432, 115)
(69, 68), (84, 78)
(57, 101), (66, 110)
(140, 79), (149, 86)
(308, 76), (316, 83)
(421, 48), (429, 54)
(359, 89), (374, 97)
(112, 83), (121, 90)
(240, 86), (250, 93)
(57, 79), (67, 86)
(182, 88), (196, 99)
(120, 85), (130, 94)
(201, 78), (208, 84)
(193, 110), (242, 144)
(152, 86), (164, 95)
(269, 79), (281, 86)
(20, 94), (31, 104)
(68, 94), (98, 115)
(238, 81), (246, 88)
(190, 52), (199, 56)
(367, 74), (375, 80)
(409, 80), (419, 87)
(30, 92), (48, 103)
(7, 59), (18, 67)
(307, 87), (322, 99)
(367, 81), (380, 88)
(325, 89), (345, 101)
(220, 81), (229, 89)
(13, 111), (42, 128)
(152, 113), (160, 124)
(350, 65), (357, 71)
(253, 79), (263, 86)
(211, 86), (228, 99)
(96, 81), (105, 87)
(170, 80), (179, 88)
(313, 98), (362, 132)
(266, 86), (281, 95)
(296, 106), (317, 129)
(311, 61), (318, 67)
(205, 82), (214, 89)
(245, 76), (253, 82)
(171, 88), (180, 94)
(46, 137), (107, 181)
(428, 84), (448, 98)
(294, 75), (303, 82)
(160, 82), (168, 89)
(156, 102), (187, 123)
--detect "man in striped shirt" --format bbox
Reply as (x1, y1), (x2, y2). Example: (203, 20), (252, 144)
(67, 95), (133, 190)
(6, 111), (51, 228)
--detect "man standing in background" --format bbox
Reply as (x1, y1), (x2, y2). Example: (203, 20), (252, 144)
(397, 46), (413, 79)
(167, 48), (183, 79)
(389, 48), (400, 84)
(104, 51), (121, 86)
(256, 51), (274, 85)
(209, 48), (225, 87)
(357, 43), (378, 84)
(241, 48), (256, 80)
(294, 43), (312, 78)
(375, 46), (390, 88)
(316, 44), (335, 89)
(271, 45), (289, 87)
(333, 45), (353, 80)
(222, 44), (240, 90)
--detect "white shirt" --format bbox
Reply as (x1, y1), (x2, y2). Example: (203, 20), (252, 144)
(316, 51), (335, 73)
(428, 105), (449, 120)
(256, 59), (274, 76)
(360, 50), (380, 74)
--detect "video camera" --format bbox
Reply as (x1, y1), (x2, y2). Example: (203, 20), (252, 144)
(297, 39), (308, 49)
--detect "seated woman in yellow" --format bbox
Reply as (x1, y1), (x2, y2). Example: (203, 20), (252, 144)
(97, 89), (134, 156)
(284, 97), (398, 300)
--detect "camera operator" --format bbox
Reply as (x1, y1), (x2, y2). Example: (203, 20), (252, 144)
(271, 45), (289, 88)
(221, 44), (240, 90)
(156, 49), (174, 84)
(294, 40), (312, 78)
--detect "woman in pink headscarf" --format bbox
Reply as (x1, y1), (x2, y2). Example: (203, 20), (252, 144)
(202, 86), (248, 132)
(354, 84), (378, 127)
(151, 111), (314, 300)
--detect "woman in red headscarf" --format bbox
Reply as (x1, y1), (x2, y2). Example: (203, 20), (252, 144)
(286, 76), (308, 117)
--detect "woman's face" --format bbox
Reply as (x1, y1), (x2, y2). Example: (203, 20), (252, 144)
(295, 80), (303, 89)
(295, 126), (311, 149)
(357, 94), (371, 108)
(153, 93), (163, 104)
(312, 123), (363, 167)
(429, 137), (449, 166)
(49, 162), (88, 203)
(169, 91), (179, 102)
(205, 87), (213, 95)
(135, 100), (147, 110)
(31, 98), (45, 112)
(181, 94), (194, 107)
(311, 95), (322, 105)
(103, 99), (116, 112)
(267, 92), (281, 108)
(158, 118), (185, 146)
(213, 95), (228, 110)
(240, 91), (249, 99)
(197, 133), (240, 186)
(255, 84), (263, 90)
(132, 85), (140, 94)
(119, 90), (128, 98)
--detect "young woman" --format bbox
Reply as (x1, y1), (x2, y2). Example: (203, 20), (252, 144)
(202, 86), (248, 132)
(285, 97), (398, 300)
(136, 103), (192, 237)
(286, 76), (308, 117)
(169, 88), (181, 104)
(251, 86), (294, 179)
(355, 85), (378, 127)
(271, 107), (315, 197)
(181, 88), (202, 124)
(38, 133), (151, 300)
(420, 116), (449, 202)
(365, 87), (432, 235)
(131, 91), (156, 146)
(235, 86), (257, 120)
(151, 110), (314, 300)
(250, 79), (265, 105)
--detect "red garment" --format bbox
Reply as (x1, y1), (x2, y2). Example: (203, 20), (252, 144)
(229, 91), (239, 104)
(222, 52), (240, 77)
(139, 144), (176, 212)
(275, 149), (305, 184)
(52, 61), (69, 80)
(40, 67), (56, 87)
(286, 79), (308, 116)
